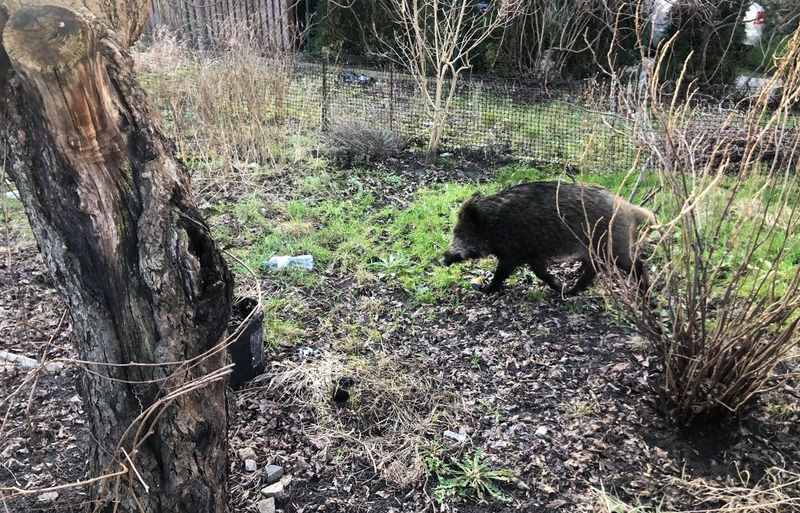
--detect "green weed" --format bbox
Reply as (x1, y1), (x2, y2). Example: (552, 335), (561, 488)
(428, 450), (515, 504)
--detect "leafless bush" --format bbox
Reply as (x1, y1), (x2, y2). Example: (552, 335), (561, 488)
(320, 119), (405, 166)
(377, 0), (524, 163)
(601, 29), (800, 426)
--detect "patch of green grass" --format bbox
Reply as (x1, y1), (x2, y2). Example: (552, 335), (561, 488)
(219, 190), (377, 286)
(2, 196), (34, 244)
(527, 287), (547, 302)
(261, 296), (306, 348)
(213, 163), (658, 301)
(766, 403), (794, 419)
(295, 172), (335, 196)
(494, 163), (555, 185)
(475, 399), (502, 425)
(214, 158), (800, 307)
(380, 184), (477, 297)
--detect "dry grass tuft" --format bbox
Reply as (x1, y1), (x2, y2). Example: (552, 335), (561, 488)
(132, 26), (308, 202)
(683, 467), (800, 512)
(132, 28), (188, 74)
(268, 351), (461, 488)
(320, 119), (405, 167)
(594, 468), (800, 512)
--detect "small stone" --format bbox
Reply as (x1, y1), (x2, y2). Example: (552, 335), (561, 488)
(43, 362), (64, 374)
(265, 464), (284, 484)
(512, 476), (530, 490)
(261, 481), (284, 499)
(238, 447), (257, 461)
(256, 497), (276, 513)
(245, 459), (257, 472)
(535, 426), (548, 436)
(37, 492), (58, 502)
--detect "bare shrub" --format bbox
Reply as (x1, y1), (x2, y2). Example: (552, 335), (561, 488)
(377, 0), (524, 163)
(601, 28), (800, 426)
(320, 119), (405, 166)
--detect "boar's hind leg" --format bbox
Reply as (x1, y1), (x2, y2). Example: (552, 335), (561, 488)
(529, 260), (566, 294)
(615, 255), (649, 293)
(484, 259), (519, 294)
(565, 258), (596, 296)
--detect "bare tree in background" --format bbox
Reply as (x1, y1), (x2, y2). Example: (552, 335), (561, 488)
(0, 0), (233, 511)
(380, 0), (523, 163)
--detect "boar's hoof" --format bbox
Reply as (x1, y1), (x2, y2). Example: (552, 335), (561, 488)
(483, 283), (503, 294)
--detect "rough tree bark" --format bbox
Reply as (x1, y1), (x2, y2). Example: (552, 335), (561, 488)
(0, 1), (233, 512)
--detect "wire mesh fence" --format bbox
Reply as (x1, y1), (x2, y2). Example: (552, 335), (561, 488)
(315, 56), (638, 170)
(134, 47), (792, 173)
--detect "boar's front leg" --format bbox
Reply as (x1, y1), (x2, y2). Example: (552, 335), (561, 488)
(564, 258), (597, 296)
(529, 260), (566, 294)
(484, 259), (519, 294)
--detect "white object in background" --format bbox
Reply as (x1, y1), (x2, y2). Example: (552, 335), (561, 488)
(648, 0), (676, 47)
(263, 255), (314, 271)
(743, 2), (765, 47)
(648, 0), (764, 48)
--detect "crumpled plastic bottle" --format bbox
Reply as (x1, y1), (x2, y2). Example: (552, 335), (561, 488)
(263, 255), (314, 271)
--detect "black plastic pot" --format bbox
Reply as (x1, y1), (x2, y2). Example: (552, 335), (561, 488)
(227, 298), (265, 388)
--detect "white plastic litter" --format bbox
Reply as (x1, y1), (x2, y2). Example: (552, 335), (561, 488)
(443, 429), (468, 442)
(263, 255), (314, 271)
(0, 351), (62, 373)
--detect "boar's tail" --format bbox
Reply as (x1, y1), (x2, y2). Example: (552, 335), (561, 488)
(629, 204), (656, 226)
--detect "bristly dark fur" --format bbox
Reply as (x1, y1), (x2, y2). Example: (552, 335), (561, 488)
(441, 181), (655, 295)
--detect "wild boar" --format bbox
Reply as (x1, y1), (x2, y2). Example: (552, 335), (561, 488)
(440, 181), (655, 295)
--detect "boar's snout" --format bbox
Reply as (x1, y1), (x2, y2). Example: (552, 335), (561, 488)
(440, 250), (464, 266)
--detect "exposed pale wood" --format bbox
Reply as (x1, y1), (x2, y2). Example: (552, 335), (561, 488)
(2, 0), (149, 45)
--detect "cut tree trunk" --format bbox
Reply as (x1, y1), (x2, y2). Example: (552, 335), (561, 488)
(0, 3), (233, 512)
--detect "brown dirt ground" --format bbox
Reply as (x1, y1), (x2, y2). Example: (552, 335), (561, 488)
(1, 153), (799, 512)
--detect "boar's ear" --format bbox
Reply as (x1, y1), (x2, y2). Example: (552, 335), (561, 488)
(460, 198), (483, 226)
